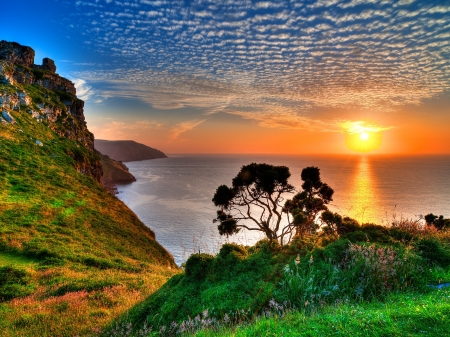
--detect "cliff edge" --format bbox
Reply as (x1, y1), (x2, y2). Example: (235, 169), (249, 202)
(0, 40), (176, 267)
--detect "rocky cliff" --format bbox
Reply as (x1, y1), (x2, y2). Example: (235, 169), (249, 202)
(0, 40), (102, 181)
(100, 154), (136, 194)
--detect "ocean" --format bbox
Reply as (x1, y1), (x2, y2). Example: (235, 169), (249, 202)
(117, 154), (450, 265)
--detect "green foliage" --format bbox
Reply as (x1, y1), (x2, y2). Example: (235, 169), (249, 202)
(185, 254), (215, 279)
(415, 238), (450, 267)
(31, 68), (45, 81)
(119, 227), (450, 336)
(0, 266), (35, 301)
(284, 166), (334, 237)
(274, 242), (426, 312)
(212, 163), (295, 242)
(195, 289), (450, 337)
(108, 241), (287, 333)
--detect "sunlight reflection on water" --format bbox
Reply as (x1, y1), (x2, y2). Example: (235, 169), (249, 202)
(117, 154), (450, 265)
(344, 156), (380, 224)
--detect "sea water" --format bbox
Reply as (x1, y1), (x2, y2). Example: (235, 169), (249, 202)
(117, 154), (450, 265)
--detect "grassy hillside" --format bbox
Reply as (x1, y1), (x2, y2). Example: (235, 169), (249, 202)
(0, 81), (178, 335)
(111, 222), (450, 336)
(195, 289), (450, 337)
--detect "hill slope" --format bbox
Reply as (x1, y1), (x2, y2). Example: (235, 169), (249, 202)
(95, 139), (167, 162)
(0, 41), (178, 336)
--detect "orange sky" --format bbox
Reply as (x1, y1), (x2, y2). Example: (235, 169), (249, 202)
(25, 0), (447, 156)
(87, 90), (450, 155)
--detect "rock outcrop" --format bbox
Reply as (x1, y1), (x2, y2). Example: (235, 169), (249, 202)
(0, 41), (34, 68)
(0, 40), (102, 182)
(100, 154), (136, 194)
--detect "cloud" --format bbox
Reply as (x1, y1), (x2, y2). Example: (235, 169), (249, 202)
(89, 119), (163, 139)
(72, 79), (94, 101)
(338, 120), (394, 134)
(170, 119), (207, 139)
(67, 0), (450, 132)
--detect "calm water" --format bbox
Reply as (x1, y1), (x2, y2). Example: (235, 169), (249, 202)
(117, 155), (450, 265)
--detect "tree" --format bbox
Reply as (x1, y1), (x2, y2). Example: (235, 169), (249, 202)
(212, 164), (334, 244)
(212, 163), (294, 243)
(424, 213), (450, 230)
(320, 211), (360, 235)
(283, 166), (334, 237)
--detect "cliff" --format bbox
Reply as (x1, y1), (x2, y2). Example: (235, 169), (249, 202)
(95, 139), (167, 162)
(100, 153), (136, 194)
(0, 41), (177, 263)
(0, 40), (101, 181)
(0, 40), (179, 337)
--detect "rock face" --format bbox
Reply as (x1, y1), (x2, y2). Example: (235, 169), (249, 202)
(95, 140), (167, 162)
(100, 154), (136, 194)
(0, 41), (34, 67)
(0, 40), (75, 95)
(42, 58), (56, 73)
(0, 40), (102, 182)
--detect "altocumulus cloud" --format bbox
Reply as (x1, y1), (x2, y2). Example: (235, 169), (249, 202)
(66, 0), (449, 133)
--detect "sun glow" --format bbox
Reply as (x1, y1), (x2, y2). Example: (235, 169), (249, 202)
(345, 131), (383, 153)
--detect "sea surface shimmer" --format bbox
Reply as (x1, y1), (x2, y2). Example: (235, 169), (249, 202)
(118, 154), (450, 265)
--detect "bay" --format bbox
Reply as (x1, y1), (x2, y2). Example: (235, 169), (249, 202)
(117, 154), (450, 265)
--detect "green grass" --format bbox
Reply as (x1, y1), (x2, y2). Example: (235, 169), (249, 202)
(0, 78), (179, 336)
(110, 224), (450, 336)
(108, 242), (289, 333)
(195, 289), (450, 337)
(0, 87), (176, 269)
(0, 253), (38, 268)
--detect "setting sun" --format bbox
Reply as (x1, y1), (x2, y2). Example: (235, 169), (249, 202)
(345, 131), (383, 153)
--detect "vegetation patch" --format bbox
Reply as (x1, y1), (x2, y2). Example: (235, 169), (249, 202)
(0, 265), (35, 301)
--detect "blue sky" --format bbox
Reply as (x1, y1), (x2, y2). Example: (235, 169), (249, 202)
(4, 0), (450, 154)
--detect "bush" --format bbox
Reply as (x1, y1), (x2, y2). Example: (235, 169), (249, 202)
(83, 257), (114, 269)
(0, 265), (35, 301)
(274, 241), (426, 310)
(185, 253), (214, 280)
(389, 227), (414, 242)
(218, 243), (247, 260)
(415, 239), (450, 267)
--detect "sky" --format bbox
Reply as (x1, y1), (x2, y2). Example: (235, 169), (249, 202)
(4, 0), (450, 154)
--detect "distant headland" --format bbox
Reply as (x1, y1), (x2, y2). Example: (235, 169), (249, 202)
(94, 139), (167, 162)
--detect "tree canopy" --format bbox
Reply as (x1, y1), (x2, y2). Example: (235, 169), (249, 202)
(212, 163), (335, 244)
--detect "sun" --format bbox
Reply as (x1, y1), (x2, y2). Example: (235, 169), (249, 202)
(345, 131), (382, 153)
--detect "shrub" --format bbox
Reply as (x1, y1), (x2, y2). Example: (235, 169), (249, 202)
(359, 223), (392, 243)
(218, 243), (247, 259)
(0, 265), (35, 301)
(274, 242), (426, 311)
(83, 257), (114, 269)
(415, 239), (450, 267)
(343, 243), (425, 299)
(185, 253), (214, 280)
